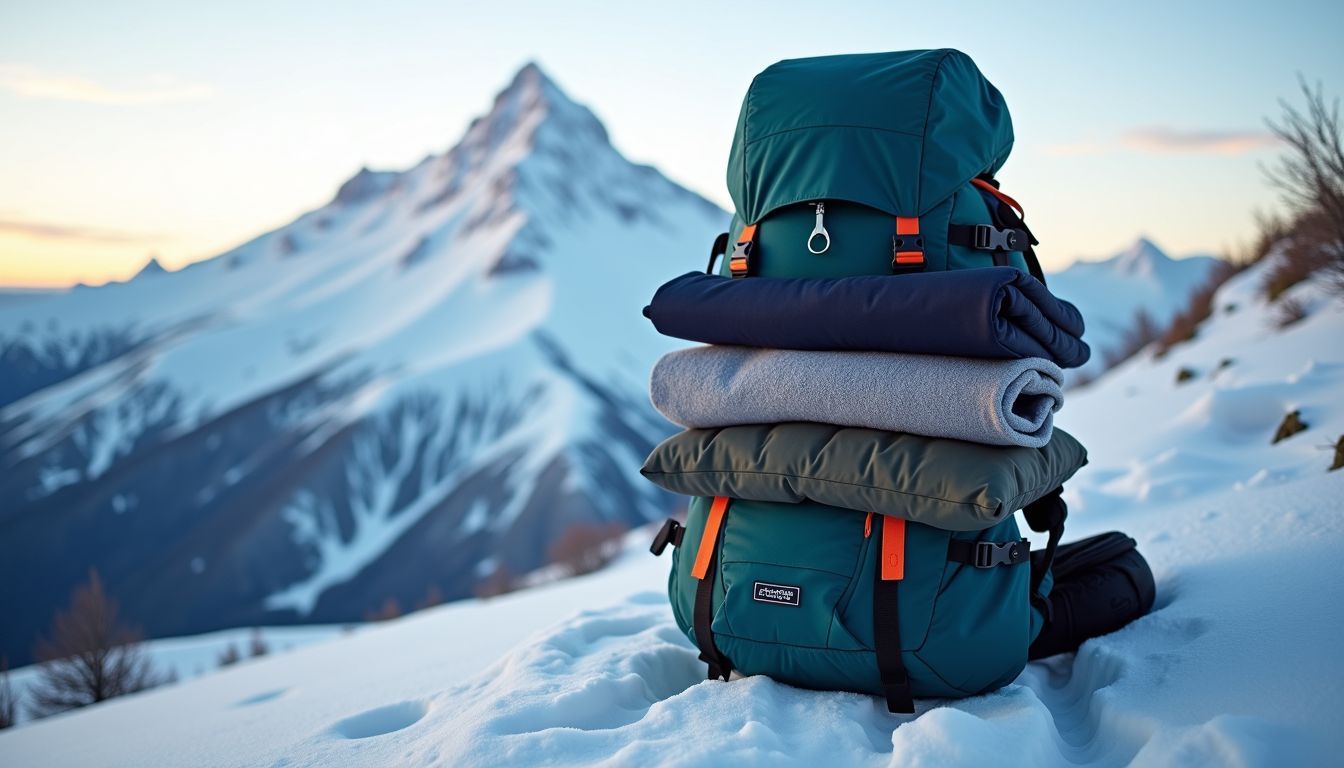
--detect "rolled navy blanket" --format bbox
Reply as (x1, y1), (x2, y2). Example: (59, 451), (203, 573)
(650, 346), (1065, 448)
(642, 268), (1090, 369)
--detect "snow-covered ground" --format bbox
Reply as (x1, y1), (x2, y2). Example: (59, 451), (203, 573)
(4, 625), (349, 727)
(2, 256), (1340, 767)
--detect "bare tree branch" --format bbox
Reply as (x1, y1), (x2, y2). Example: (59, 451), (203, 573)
(548, 522), (628, 577)
(28, 570), (163, 718)
(0, 658), (18, 729)
(1265, 75), (1344, 293)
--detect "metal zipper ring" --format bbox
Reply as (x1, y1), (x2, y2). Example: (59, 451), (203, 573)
(807, 228), (831, 254)
(808, 202), (831, 254)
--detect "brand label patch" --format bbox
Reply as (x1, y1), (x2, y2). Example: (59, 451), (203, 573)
(752, 581), (801, 607)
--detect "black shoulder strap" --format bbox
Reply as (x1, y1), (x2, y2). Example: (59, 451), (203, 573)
(1022, 488), (1068, 622)
(993, 202), (1047, 286)
(971, 175), (1048, 286)
(706, 232), (729, 274)
(872, 522), (914, 714)
(693, 506), (732, 681)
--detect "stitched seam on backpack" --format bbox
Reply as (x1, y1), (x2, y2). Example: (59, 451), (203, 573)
(910, 554), (984, 696)
(740, 73), (757, 217)
(833, 531), (873, 643)
(714, 631), (874, 653)
(915, 543), (1027, 696)
(642, 469), (1000, 513)
(744, 122), (924, 147)
(912, 648), (978, 696)
(916, 50), (954, 211)
(753, 194), (901, 222)
(718, 559), (852, 579)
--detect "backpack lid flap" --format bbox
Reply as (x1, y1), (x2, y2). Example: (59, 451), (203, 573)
(727, 49), (1013, 222)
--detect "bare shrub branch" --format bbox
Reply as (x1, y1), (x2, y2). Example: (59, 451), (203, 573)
(1155, 262), (1238, 355)
(1265, 76), (1344, 293)
(1102, 308), (1161, 369)
(248, 629), (269, 658)
(0, 658), (18, 729)
(29, 570), (162, 718)
(548, 522), (628, 577)
(475, 565), (518, 600)
(217, 644), (242, 668)
(364, 597), (403, 622)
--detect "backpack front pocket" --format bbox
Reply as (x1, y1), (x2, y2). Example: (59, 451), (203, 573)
(915, 518), (1032, 694)
(710, 498), (868, 650)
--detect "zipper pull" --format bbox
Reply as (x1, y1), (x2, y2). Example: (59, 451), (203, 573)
(864, 511), (873, 538)
(807, 202), (831, 255)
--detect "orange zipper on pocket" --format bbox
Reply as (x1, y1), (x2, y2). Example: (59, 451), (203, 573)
(836, 511), (876, 621)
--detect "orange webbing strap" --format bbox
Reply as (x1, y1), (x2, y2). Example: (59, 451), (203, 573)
(881, 515), (906, 581)
(971, 178), (1025, 218)
(728, 224), (757, 278)
(893, 216), (924, 269)
(692, 496), (731, 579)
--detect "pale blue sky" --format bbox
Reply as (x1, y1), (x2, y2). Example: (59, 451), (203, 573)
(1, 0), (1341, 285)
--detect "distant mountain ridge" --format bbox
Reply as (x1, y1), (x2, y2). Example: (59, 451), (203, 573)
(1048, 237), (1224, 382)
(0, 62), (726, 664)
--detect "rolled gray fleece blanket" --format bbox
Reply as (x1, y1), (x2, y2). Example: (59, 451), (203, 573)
(650, 346), (1065, 448)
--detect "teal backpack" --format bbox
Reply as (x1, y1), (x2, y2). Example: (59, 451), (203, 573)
(648, 50), (1077, 713)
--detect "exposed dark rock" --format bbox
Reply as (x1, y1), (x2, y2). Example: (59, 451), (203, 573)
(1272, 410), (1308, 444)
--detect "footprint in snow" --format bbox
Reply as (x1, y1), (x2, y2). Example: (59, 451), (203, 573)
(234, 688), (288, 707)
(1021, 609), (1212, 763)
(492, 603), (703, 736)
(329, 700), (429, 739)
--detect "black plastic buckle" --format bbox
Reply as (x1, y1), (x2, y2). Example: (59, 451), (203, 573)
(972, 225), (1023, 251)
(728, 240), (753, 278)
(973, 540), (1026, 568)
(649, 518), (684, 556)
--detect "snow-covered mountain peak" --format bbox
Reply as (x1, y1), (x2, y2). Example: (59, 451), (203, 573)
(458, 61), (609, 163)
(312, 62), (685, 262)
(320, 63), (618, 225)
(132, 255), (170, 280)
(1048, 237), (1225, 383)
(332, 167), (400, 206)
(1111, 236), (1171, 277)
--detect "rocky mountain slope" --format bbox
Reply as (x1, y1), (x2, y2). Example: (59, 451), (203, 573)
(0, 63), (726, 664)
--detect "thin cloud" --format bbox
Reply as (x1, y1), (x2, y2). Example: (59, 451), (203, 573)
(1041, 126), (1279, 158)
(1041, 141), (1108, 157)
(0, 216), (168, 245)
(0, 63), (211, 106)
(1121, 126), (1279, 155)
